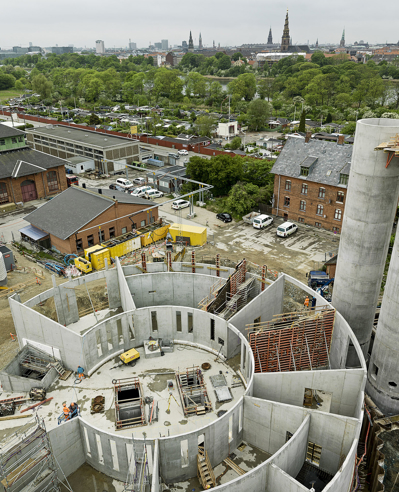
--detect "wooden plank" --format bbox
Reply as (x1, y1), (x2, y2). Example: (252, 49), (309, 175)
(0, 414), (32, 421)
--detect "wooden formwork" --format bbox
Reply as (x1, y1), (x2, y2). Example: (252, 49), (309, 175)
(175, 367), (212, 416)
(113, 377), (146, 430)
(247, 307), (335, 373)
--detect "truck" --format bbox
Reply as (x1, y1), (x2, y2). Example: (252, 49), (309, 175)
(307, 271), (334, 289)
(242, 211), (260, 225)
(66, 175), (79, 187)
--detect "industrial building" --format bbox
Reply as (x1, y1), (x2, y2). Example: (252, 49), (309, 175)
(0, 252), (366, 492)
(26, 125), (140, 174)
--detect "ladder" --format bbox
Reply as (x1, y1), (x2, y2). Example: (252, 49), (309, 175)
(197, 446), (216, 489)
(48, 362), (65, 377)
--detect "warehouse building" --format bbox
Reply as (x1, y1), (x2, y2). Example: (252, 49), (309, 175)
(26, 125), (140, 174)
(21, 186), (158, 254)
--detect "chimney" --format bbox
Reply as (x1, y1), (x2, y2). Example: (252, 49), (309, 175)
(82, 183), (86, 188)
(305, 132), (312, 143)
(338, 135), (345, 145)
(98, 189), (102, 194)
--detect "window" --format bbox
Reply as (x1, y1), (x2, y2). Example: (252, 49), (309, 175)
(47, 171), (58, 192)
(18, 136), (24, 142)
(285, 180), (291, 191)
(121, 227), (127, 234)
(318, 187), (325, 199)
(210, 319), (215, 340)
(371, 363), (379, 379)
(150, 216), (155, 223)
(141, 220), (146, 227)
(176, 311), (182, 332)
(188, 313), (193, 333)
(181, 440), (189, 467)
(0, 182), (9, 204)
(284, 196), (290, 207)
(151, 311), (158, 332)
(299, 200), (306, 211)
(307, 441), (322, 466)
(315, 222), (322, 228)
(109, 227), (115, 238)
(316, 204), (324, 216)
(298, 217), (305, 223)
(0, 139), (5, 145)
(334, 209), (342, 220)
(332, 226), (339, 233)
(340, 173), (349, 185)
(11, 138), (17, 144)
(87, 234), (94, 246)
(300, 166), (309, 176)
(301, 183), (308, 195)
(336, 191), (344, 203)
(76, 238), (83, 250)
(98, 229), (105, 242)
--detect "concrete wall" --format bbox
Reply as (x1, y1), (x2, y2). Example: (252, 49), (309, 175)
(122, 262), (236, 279)
(323, 439), (357, 492)
(126, 272), (223, 309)
(266, 464), (309, 492)
(0, 366), (57, 393)
(117, 257), (135, 312)
(253, 369), (365, 418)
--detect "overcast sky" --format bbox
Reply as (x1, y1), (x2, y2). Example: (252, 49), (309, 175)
(1, 0), (397, 50)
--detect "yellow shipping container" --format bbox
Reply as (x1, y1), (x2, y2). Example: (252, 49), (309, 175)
(84, 245), (111, 270)
(168, 223), (207, 246)
(140, 224), (170, 247)
(102, 236), (141, 258)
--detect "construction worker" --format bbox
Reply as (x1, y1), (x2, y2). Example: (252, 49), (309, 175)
(69, 402), (79, 419)
(304, 296), (310, 309)
(77, 365), (85, 381)
(62, 402), (70, 421)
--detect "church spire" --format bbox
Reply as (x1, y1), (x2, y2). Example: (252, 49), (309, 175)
(281, 9), (290, 51)
(340, 28), (345, 47)
(188, 31), (194, 51)
(268, 27), (273, 45)
(199, 32), (203, 50)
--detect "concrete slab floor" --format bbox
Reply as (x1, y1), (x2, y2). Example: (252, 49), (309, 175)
(167, 441), (271, 491)
(66, 307), (123, 335)
(0, 345), (245, 440)
(61, 463), (125, 492)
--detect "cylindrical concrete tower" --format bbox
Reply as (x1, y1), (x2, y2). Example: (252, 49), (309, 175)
(332, 119), (399, 366)
(367, 227), (399, 415)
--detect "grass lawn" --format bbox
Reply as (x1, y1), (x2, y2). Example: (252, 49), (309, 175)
(0, 89), (23, 103)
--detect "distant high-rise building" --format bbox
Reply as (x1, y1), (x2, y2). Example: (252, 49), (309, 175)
(315, 39), (319, 48)
(188, 31), (194, 51)
(182, 40), (188, 50)
(281, 9), (290, 51)
(96, 40), (105, 54)
(340, 29), (345, 47)
(51, 46), (73, 55)
(199, 33), (203, 50)
(29, 42), (32, 47)
(129, 41), (137, 50)
(154, 42), (162, 49)
(213, 40), (215, 48)
(161, 39), (168, 50)
(267, 28), (273, 45)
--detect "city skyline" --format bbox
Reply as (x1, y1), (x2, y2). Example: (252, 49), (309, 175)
(1, 0), (398, 49)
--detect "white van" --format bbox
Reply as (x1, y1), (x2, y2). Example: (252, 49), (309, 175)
(172, 199), (190, 210)
(253, 214), (273, 229)
(276, 221), (298, 237)
(131, 185), (154, 197)
(116, 178), (133, 190)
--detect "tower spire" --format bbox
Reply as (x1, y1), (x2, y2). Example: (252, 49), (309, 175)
(281, 9), (290, 51)
(268, 27), (273, 45)
(340, 28), (345, 47)
(188, 31), (194, 51)
(199, 32), (203, 50)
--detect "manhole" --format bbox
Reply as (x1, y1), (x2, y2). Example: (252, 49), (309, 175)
(202, 362), (211, 370)
(93, 395), (104, 404)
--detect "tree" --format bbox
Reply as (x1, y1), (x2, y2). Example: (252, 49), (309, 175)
(325, 112), (332, 123)
(226, 182), (261, 218)
(298, 110), (306, 132)
(218, 55), (232, 71)
(88, 113), (101, 125)
(341, 122), (356, 134)
(247, 99), (271, 130)
(195, 115), (215, 137)
(0, 72), (15, 90)
(185, 72), (207, 98)
(231, 52), (244, 61)
(229, 136), (242, 150)
(31, 74), (52, 99)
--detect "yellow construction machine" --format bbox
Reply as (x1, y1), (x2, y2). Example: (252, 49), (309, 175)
(111, 348), (140, 369)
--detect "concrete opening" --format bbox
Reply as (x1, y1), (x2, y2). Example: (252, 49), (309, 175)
(114, 377), (146, 429)
(119, 387), (140, 401)
(303, 388), (332, 412)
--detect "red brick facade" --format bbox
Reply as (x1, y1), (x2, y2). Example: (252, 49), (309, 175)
(272, 175), (347, 232)
(0, 166), (67, 204)
(47, 201), (159, 254)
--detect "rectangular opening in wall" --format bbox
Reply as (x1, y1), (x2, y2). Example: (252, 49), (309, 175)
(198, 434), (205, 448)
(303, 388), (332, 413)
(110, 440), (120, 471)
(210, 319), (215, 340)
(188, 313), (193, 333)
(129, 317), (135, 340)
(372, 363), (379, 379)
(306, 441), (322, 466)
(106, 323), (113, 351)
(242, 347), (246, 370)
(254, 316), (261, 324)
(126, 443), (135, 476)
(176, 311), (182, 332)
(96, 331), (102, 357)
(181, 439), (189, 467)
(229, 415), (233, 442)
(286, 431), (293, 442)
(83, 426), (91, 457)
(151, 311), (158, 332)
(117, 319), (124, 345)
(96, 434), (104, 464)
(146, 444), (153, 471)
(239, 406), (242, 432)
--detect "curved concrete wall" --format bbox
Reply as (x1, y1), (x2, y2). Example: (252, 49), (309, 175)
(333, 119), (399, 365)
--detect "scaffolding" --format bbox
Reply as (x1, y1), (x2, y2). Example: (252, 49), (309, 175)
(198, 277), (226, 311)
(217, 276), (256, 320)
(0, 415), (72, 492)
(17, 343), (69, 381)
(175, 367), (212, 416)
(114, 377), (147, 430)
(247, 307), (335, 373)
(123, 438), (151, 492)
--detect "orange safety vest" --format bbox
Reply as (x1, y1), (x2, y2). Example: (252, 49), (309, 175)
(63, 405), (69, 416)
(304, 297), (309, 307)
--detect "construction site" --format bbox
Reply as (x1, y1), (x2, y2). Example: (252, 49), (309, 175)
(0, 118), (399, 492)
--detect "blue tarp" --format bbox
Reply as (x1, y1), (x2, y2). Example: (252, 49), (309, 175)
(19, 225), (49, 241)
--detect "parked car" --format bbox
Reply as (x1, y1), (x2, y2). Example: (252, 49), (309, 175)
(276, 221), (298, 238)
(168, 153), (180, 159)
(145, 190), (164, 199)
(133, 177), (146, 185)
(109, 183), (124, 191)
(178, 149), (188, 156)
(216, 213), (232, 223)
(115, 178), (134, 190)
(172, 199), (190, 210)
(131, 186), (154, 197)
(253, 214), (273, 229)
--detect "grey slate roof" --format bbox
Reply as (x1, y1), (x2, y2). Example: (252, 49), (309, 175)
(0, 148), (67, 180)
(0, 124), (25, 139)
(271, 137), (353, 187)
(24, 186), (157, 240)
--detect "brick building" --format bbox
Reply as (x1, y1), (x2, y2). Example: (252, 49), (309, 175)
(26, 126), (140, 173)
(271, 136), (353, 232)
(22, 186), (158, 254)
(0, 124), (68, 205)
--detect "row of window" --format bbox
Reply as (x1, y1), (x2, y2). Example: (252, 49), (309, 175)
(284, 197), (342, 220)
(0, 136), (24, 145)
(299, 166), (349, 186)
(0, 173), (58, 201)
(285, 180), (345, 203)
(297, 216), (340, 232)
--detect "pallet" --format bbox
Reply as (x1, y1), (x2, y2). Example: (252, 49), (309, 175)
(59, 370), (72, 381)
